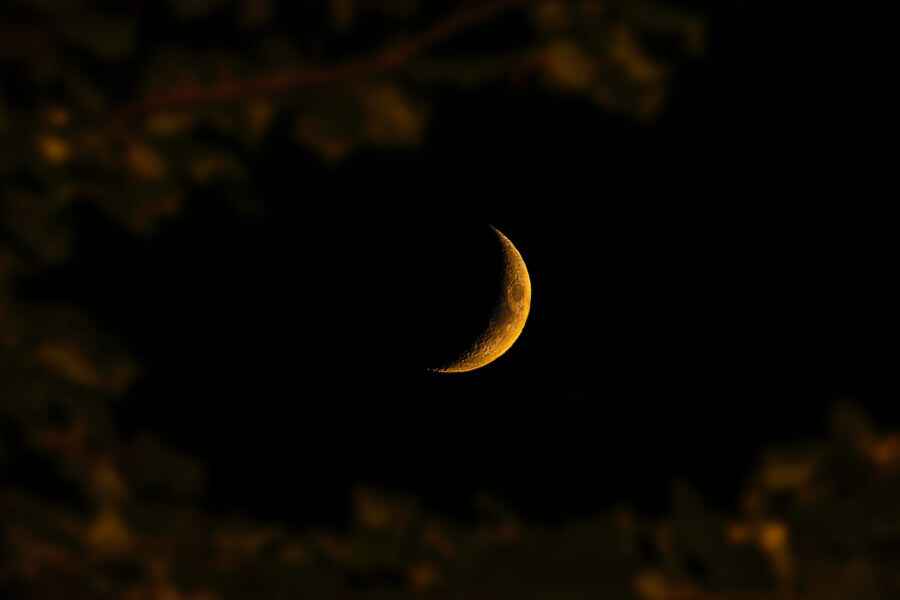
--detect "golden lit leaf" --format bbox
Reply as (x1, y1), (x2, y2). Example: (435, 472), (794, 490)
(761, 460), (815, 491)
(758, 521), (791, 581)
(634, 570), (700, 600)
(146, 112), (192, 137)
(362, 84), (426, 146)
(86, 509), (133, 555)
(247, 100), (274, 139)
(609, 26), (664, 85)
(540, 40), (596, 91)
(354, 488), (393, 530)
(759, 521), (788, 554)
(869, 434), (900, 468)
(127, 143), (168, 180)
(727, 521), (753, 545)
(36, 340), (102, 388)
(633, 570), (668, 600)
(37, 135), (71, 164)
(91, 460), (128, 504)
(408, 561), (440, 592)
(45, 106), (70, 127)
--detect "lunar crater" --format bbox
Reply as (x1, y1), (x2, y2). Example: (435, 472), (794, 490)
(434, 227), (532, 374)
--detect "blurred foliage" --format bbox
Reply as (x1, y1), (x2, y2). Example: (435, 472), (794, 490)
(0, 0), (704, 257)
(3, 369), (900, 599)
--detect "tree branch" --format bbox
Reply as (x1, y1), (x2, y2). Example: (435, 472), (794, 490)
(115, 0), (533, 121)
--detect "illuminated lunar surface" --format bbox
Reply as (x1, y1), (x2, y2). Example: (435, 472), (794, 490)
(434, 226), (532, 374)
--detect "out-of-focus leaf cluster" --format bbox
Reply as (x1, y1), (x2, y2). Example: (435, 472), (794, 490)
(3, 354), (900, 600)
(532, 0), (704, 116)
(1, 0), (703, 262)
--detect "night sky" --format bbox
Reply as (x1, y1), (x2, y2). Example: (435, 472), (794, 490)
(20, 0), (898, 529)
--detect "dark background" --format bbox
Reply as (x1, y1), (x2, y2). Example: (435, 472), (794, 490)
(19, 0), (897, 528)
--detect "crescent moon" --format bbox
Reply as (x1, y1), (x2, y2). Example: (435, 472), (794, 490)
(433, 226), (532, 374)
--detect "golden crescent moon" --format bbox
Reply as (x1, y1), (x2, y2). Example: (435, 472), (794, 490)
(434, 226), (532, 374)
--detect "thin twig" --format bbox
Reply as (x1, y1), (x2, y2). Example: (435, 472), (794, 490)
(115, 0), (533, 122)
